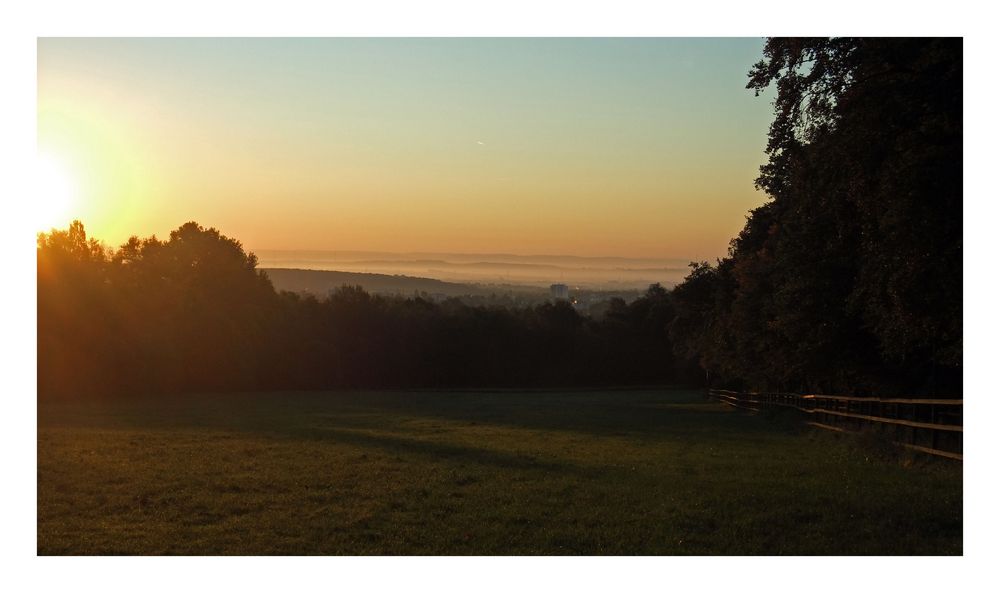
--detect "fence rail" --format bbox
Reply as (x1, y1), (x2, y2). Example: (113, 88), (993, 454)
(707, 389), (963, 461)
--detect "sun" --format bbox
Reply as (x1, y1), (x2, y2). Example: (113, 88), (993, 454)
(35, 152), (78, 232)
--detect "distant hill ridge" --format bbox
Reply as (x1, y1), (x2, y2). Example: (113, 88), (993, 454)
(261, 267), (484, 297)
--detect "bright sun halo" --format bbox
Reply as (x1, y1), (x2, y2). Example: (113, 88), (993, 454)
(35, 152), (77, 232)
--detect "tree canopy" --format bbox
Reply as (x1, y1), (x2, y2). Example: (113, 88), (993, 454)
(668, 37), (962, 395)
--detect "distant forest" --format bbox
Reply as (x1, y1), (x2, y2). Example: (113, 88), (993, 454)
(37, 38), (961, 398)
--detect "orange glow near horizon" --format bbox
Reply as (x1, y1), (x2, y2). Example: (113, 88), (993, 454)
(38, 38), (774, 260)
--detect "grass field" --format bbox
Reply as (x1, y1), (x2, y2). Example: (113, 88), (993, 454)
(37, 389), (962, 555)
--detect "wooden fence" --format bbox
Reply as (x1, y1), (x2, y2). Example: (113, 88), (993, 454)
(707, 389), (963, 461)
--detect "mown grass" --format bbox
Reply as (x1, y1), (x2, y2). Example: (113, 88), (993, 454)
(37, 389), (961, 555)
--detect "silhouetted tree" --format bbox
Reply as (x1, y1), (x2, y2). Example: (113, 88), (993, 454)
(669, 37), (962, 396)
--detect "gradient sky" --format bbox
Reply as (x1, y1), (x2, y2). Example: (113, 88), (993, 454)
(37, 38), (774, 259)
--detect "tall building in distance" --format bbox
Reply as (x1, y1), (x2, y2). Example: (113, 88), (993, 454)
(550, 283), (570, 301)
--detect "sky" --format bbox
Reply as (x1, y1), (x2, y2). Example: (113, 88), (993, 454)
(37, 38), (774, 260)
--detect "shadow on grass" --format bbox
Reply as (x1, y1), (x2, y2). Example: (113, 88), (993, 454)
(297, 426), (595, 476)
(38, 388), (782, 449)
(326, 389), (780, 443)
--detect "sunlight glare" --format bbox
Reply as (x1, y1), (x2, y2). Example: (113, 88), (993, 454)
(35, 152), (77, 232)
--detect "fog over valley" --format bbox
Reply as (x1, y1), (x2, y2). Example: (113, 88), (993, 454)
(254, 249), (694, 289)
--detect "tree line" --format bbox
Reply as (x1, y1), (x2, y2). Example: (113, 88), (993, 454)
(38, 221), (698, 397)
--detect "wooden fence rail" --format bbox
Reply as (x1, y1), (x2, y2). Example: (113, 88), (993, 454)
(707, 389), (963, 461)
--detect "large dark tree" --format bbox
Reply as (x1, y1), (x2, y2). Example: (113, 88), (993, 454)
(670, 38), (962, 395)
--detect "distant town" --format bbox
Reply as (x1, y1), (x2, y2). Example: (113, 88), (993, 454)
(262, 267), (650, 316)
